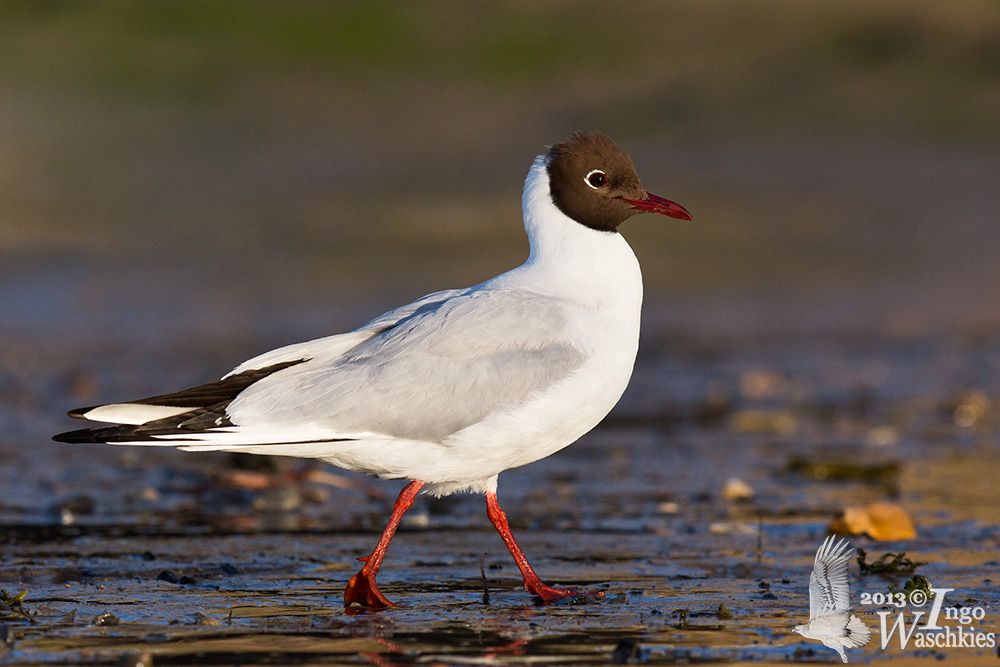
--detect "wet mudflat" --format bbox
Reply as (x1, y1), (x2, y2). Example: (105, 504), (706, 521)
(2, 332), (998, 665)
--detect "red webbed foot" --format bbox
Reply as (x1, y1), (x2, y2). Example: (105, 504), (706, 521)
(344, 563), (397, 609)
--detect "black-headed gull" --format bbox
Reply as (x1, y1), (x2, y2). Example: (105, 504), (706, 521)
(55, 131), (692, 608)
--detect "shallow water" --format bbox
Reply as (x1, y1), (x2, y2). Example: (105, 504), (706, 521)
(2, 330), (998, 665)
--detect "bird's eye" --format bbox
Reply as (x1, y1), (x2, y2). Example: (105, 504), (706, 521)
(585, 169), (608, 189)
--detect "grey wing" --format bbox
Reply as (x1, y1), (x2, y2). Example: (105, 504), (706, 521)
(225, 288), (586, 441)
(358, 287), (470, 332)
(809, 536), (854, 619)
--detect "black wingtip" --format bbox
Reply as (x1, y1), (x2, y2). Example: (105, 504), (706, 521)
(53, 428), (101, 444)
(52, 425), (148, 444)
(53, 423), (142, 444)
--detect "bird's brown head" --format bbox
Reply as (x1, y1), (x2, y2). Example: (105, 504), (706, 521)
(546, 131), (692, 232)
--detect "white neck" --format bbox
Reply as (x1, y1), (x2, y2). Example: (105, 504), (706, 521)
(493, 157), (643, 315)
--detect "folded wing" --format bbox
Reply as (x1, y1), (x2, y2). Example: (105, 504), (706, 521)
(225, 288), (585, 442)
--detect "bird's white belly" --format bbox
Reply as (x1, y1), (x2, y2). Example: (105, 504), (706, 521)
(447, 340), (636, 471)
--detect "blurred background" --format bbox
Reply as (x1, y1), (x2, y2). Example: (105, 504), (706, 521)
(3, 0), (999, 353)
(2, 6), (999, 660)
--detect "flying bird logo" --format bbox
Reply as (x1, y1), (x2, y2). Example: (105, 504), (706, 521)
(793, 536), (872, 662)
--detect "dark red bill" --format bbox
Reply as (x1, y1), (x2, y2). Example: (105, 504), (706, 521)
(622, 192), (693, 220)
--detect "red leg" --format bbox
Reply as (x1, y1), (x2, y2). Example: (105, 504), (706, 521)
(344, 480), (424, 608)
(485, 491), (584, 602)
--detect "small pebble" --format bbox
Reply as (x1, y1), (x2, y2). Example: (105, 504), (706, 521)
(655, 501), (680, 514)
(92, 612), (119, 626)
(191, 612), (221, 626)
(156, 571), (179, 584)
(722, 477), (754, 501)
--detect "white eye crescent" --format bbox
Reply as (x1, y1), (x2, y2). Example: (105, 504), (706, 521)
(585, 169), (608, 189)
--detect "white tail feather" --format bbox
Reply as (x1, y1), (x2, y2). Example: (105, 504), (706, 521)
(80, 403), (191, 425)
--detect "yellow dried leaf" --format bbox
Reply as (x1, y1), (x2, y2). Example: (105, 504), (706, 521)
(829, 501), (917, 541)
